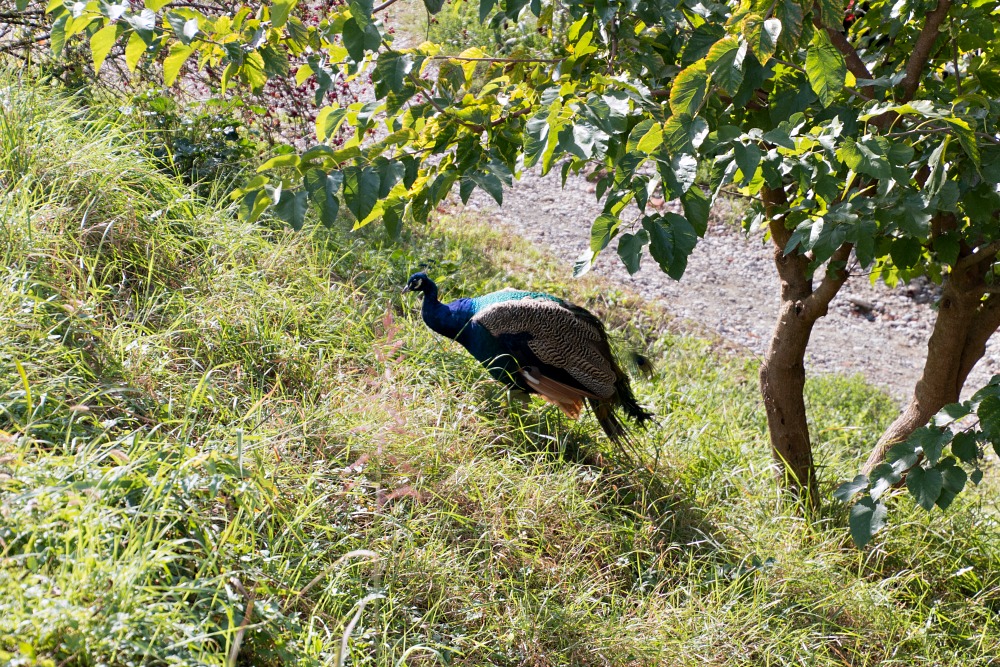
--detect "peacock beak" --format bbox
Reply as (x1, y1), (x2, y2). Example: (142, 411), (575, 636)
(401, 284), (413, 294)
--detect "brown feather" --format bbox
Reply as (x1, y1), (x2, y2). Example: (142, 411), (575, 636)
(520, 366), (599, 419)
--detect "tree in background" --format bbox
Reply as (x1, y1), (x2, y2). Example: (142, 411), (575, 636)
(7, 0), (1000, 543)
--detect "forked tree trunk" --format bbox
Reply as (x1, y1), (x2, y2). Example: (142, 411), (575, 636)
(759, 186), (852, 507)
(862, 265), (1000, 475)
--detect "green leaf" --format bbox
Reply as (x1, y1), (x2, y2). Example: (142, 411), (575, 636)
(163, 42), (194, 86)
(271, 0), (295, 28)
(90, 21), (119, 73)
(849, 495), (887, 548)
(670, 60), (709, 116)
(479, 0), (496, 22)
(636, 123), (664, 154)
(940, 461), (967, 494)
(382, 196), (406, 239)
(889, 236), (921, 269)
(906, 466), (942, 511)
(934, 233), (960, 266)
(316, 106), (348, 142)
(642, 213), (698, 280)
(343, 17), (380, 62)
(124, 29), (147, 72)
(662, 114), (709, 154)
(834, 474), (869, 502)
(273, 189), (309, 231)
(950, 431), (979, 463)
(868, 462), (902, 500)
(305, 169), (343, 228)
(815, 0), (846, 29)
(671, 153), (698, 192)
(349, 0), (374, 26)
(343, 167), (381, 221)
(617, 230), (649, 275)
(258, 153), (301, 172)
(682, 186), (710, 236)
(911, 426), (951, 465)
(733, 143), (761, 185)
(945, 116), (980, 164)
(590, 213), (620, 253)
(50, 14), (68, 55)
(706, 37), (747, 97)
(742, 14), (781, 64)
(423, 0), (445, 13)
(806, 29), (846, 107)
(774, 0), (804, 50)
(468, 172), (500, 205)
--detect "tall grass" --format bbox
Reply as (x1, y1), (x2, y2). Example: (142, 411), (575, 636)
(1, 76), (999, 666)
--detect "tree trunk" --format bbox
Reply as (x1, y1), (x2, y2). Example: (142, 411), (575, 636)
(861, 265), (1000, 476)
(760, 298), (818, 504)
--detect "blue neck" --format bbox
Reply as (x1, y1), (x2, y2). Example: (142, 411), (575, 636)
(421, 292), (475, 341)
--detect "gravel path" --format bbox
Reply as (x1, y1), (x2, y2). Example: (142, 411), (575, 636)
(458, 169), (1000, 403)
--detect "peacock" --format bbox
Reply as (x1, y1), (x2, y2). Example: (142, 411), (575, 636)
(402, 272), (654, 446)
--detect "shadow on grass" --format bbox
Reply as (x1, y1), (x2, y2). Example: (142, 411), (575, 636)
(478, 386), (729, 564)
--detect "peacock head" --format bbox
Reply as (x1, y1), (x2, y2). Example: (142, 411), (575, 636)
(402, 272), (436, 297)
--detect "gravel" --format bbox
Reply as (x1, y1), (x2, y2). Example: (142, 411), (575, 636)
(457, 168), (1000, 404)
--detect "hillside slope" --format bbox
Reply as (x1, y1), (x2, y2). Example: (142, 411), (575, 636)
(1, 80), (999, 666)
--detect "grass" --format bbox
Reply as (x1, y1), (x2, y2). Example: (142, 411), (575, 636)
(0, 75), (999, 666)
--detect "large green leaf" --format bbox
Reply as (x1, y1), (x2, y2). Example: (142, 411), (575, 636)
(742, 14), (781, 64)
(271, 0), (296, 28)
(682, 186), (710, 236)
(816, 0), (847, 29)
(642, 213), (698, 280)
(662, 114), (709, 154)
(304, 169), (343, 228)
(909, 427), (951, 465)
(163, 42), (194, 86)
(617, 230), (649, 274)
(670, 61), (709, 116)
(343, 167), (381, 222)
(774, 0), (804, 50)
(706, 37), (746, 97)
(273, 189), (309, 231)
(343, 18), (380, 62)
(806, 29), (847, 107)
(849, 495), (887, 548)
(90, 22), (120, 73)
(906, 466), (942, 511)
(590, 213), (620, 253)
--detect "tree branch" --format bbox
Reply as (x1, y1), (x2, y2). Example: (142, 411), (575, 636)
(900, 0), (952, 101)
(0, 32), (48, 53)
(374, 0), (404, 13)
(762, 184), (813, 301)
(954, 240), (1000, 271)
(803, 242), (853, 319)
(957, 294), (1000, 390)
(821, 24), (875, 100)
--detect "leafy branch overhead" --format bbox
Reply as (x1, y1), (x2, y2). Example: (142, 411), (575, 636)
(38, 0), (1000, 277)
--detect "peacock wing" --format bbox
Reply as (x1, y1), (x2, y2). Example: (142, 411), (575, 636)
(471, 297), (619, 399)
